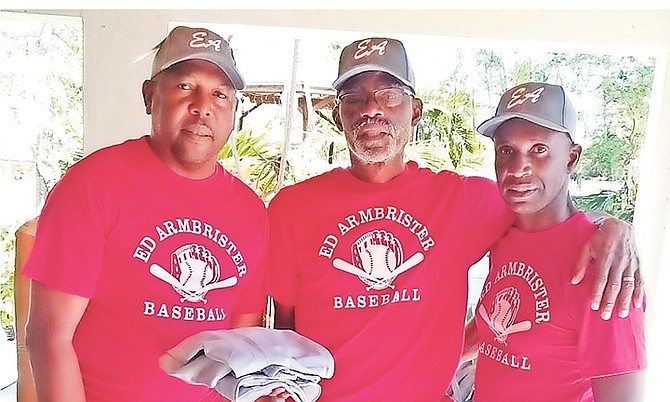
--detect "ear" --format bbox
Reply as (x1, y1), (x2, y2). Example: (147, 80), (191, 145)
(332, 104), (344, 131)
(141, 80), (154, 115)
(567, 143), (582, 173)
(411, 98), (423, 127)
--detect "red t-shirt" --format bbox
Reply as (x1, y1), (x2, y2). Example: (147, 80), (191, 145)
(474, 212), (646, 402)
(24, 136), (269, 402)
(265, 162), (513, 401)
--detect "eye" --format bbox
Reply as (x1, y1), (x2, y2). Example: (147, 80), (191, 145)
(338, 92), (365, 105)
(379, 90), (398, 102)
(178, 83), (192, 91)
(213, 91), (228, 100)
(533, 144), (548, 154)
(497, 146), (514, 156)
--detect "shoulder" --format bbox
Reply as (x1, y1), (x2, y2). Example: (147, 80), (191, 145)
(222, 168), (267, 211)
(70, 136), (147, 171)
(269, 169), (342, 209)
(460, 174), (498, 195)
(412, 164), (497, 195)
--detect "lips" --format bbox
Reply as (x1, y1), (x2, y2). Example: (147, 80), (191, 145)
(503, 183), (537, 200)
(354, 119), (392, 139)
(182, 123), (213, 138)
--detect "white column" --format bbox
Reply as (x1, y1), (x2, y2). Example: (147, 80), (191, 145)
(633, 51), (670, 401)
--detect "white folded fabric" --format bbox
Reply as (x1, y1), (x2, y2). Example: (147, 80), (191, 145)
(159, 327), (334, 402)
(217, 364), (323, 402)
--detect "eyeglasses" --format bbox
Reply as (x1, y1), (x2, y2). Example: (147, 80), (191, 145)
(336, 87), (413, 108)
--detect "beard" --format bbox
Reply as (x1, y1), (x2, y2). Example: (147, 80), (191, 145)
(347, 118), (411, 164)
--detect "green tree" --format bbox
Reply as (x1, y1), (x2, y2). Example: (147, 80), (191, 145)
(476, 49), (654, 222)
(417, 86), (483, 171)
(1, 17), (83, 331)
(218, 128), (284, 201)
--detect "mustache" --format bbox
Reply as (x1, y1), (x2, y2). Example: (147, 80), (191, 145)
(353, 117), (393, 135)
(183, 121), (214, 137)
(501, 179), (535, 190)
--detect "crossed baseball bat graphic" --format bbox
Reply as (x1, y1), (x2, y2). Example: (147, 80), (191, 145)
(333, 252), (424, 290)
(149, 263), (238, 303)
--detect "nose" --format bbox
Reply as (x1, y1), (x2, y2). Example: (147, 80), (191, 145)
(508, 154), (532, 178)
(189, 90), (212, 117)
(360, 92), (384, 119)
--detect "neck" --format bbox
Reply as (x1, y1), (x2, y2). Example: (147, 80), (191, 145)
(349, 155), (406, 184)
(514, 195), (579, 232)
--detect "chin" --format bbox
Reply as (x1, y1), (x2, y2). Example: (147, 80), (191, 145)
(506, 201), (536, 216)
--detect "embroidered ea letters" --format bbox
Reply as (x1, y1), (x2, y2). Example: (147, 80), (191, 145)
(189, 31), (222, 52)
(506, 87), (545, 109)
(354, 39), (389, 59)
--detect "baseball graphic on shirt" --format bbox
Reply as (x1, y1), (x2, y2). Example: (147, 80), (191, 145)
(491, 287), (520, 330)
(352, 230), (403, 290)
(170, 244), (221, 297)
(479, 286), (531, 345)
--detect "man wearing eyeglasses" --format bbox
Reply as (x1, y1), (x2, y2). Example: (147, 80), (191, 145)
(264, 37), (643, 401)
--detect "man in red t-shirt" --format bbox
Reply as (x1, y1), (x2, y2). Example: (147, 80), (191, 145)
(264, 38), (644, 401)
(24, 26), (271, 402)
(462, 82), (646, 401)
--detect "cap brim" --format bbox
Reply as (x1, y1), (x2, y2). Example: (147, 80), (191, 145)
(155, 53), (245, 90)
(332, 64), (414, 93)
(477, 113), (571, 138)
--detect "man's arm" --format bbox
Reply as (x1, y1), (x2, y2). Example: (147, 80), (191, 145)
(272, 301), (295, 330)
(591, 371), (645, 402)
(573, 213), (644, 320)
(460, 318), (479, 364)
(26, 281), (89, 402)
(231, 312), (264, 328)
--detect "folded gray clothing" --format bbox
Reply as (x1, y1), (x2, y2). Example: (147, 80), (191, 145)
(216, 365), (322, 402)
(159, 327), (334, 401)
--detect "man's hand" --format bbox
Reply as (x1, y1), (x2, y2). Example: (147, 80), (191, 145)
(256, 387), (292, 401)
(572, 215), (644, 320)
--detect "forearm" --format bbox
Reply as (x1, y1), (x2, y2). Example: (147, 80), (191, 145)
(461, 318), (479, 364)
(27, 336), (86, 402)
(273, 301), (295, 330)
(26, 281), (89, 402)
(591, 371), (645, 402)
(231, 311), (264, 328)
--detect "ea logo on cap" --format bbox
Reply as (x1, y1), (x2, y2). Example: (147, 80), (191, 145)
(354, 38), (389, 60)
(189, 31), (222, 52)
(506, 87), (545, 110)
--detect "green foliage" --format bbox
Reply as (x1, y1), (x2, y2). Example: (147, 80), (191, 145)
(0, 226), (16, 327)
(219, 129), (284, 200)
(1, 19), (84, 203)
(416, 86), (484, 172)
(580, 132), (631, 180)
(477, 49), (654, 220)
(1, 17), (84, 334)
(573, 187), (635, 223)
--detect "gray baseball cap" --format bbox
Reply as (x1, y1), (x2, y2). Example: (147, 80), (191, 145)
(332, 37), (416, 93)
(151, 26), (245, 90)
(477, 82), (576, 139)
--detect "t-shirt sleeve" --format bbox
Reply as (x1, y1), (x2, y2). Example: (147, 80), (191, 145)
(22, 162), (106, 298)
(263, 192), (298, 306)
(228, 186), (271, 316)
(460, 176), (514, 252)
(232, 243), (269, 316)
(574, 269), (647, 377)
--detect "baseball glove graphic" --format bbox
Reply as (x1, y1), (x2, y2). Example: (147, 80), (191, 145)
(171, 244), (221, 293)
(149, 244), (239, 304)
(478, 287), (531, 345)
(351, 230), (403, 290)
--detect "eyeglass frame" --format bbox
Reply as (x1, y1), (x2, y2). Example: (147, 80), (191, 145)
(335, 86), (415, 109)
